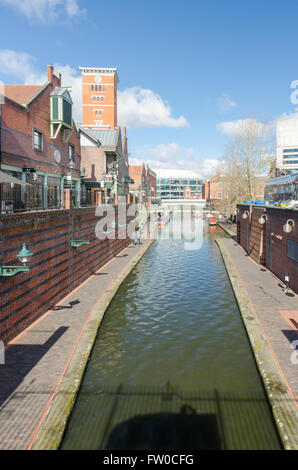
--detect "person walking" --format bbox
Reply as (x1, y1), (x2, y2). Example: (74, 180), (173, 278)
(135, 222), (141, 244)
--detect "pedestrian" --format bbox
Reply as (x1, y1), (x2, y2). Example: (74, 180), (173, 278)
(135, 222), (141, 244)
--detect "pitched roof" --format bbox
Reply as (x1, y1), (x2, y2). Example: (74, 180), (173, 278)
(80, 128), (119, 148)
(50, 87), (73, 103)
(4, 85), (44, 106)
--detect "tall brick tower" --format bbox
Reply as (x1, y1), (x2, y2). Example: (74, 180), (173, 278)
(79, 67), (119, 129)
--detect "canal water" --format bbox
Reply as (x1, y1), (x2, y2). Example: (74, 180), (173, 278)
(61, 218), (281, 450)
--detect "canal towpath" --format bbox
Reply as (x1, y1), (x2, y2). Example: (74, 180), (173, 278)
(0, 238), (153, 450)
(216, 237), (298, 450)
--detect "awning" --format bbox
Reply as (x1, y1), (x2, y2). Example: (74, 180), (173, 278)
(0, 170), (30, 185)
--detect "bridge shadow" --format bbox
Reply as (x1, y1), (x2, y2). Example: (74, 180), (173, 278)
(0, 326), (68, 407)
(105, 405), (220, 450)
(60, 383), (282, 450)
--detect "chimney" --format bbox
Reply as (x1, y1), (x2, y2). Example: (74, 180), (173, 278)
(123, 127), (127, 139)
(47, 65), (54, 82)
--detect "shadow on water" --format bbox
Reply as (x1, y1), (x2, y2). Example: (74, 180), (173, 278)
(60, 219), (283, 450)
(61, 383), (282, 450)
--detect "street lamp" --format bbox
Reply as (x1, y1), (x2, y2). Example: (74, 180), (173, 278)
(0, 243), (33, 277)
(258, 214), (267, 225)
(68, 159), (75, 208)
(242, 210), (249, 219)
(283, 219), (295, 233)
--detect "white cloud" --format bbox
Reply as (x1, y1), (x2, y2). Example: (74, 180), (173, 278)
(0, 0), (85, 22)
(118, 87), (190, 129)
(0, 49), (82, 121)
(0, 50), (189, 129)
(131, 142), (220, 178)
(0, 50), (44, 84)
(217, 93), (237, 113)
(216, 118), (269, 136)
(277, 111), (298, 121)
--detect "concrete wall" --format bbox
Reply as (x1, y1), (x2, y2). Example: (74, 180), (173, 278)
(237, 204), (298, 293)
(0, 206), (132, 343)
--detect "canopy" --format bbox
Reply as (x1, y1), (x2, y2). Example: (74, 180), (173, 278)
(0, 170), (30, 185)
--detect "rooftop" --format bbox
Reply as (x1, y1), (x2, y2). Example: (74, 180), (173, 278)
(4, 85), (44, 106)
(81, 128), (119, 148)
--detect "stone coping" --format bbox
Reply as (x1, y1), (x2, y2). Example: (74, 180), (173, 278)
(30, 238), (154, 450)
(216, 238), (298, 450)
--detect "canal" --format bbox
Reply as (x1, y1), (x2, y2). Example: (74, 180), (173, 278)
(61, 218), (281, 450)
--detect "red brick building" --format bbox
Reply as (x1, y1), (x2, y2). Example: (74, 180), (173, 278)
(147, 165), (157, 197)
(203, 172), (266, 212)
(0, 65), (81, 212)
(202, 172), (224, 211)
(80, 126), (130, 204)
(129, 164), (156, 201)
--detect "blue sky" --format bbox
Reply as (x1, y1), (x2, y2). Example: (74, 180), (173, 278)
(0, 0), (297, 177)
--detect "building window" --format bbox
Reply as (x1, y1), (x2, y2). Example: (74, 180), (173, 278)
(33, 129), (43, 151)
(25, 174), (44, 209)
(94, 109), (103, 115)
(92, 96), (96, 101)
(94, 120), (103, 126)
(97, 96), (100, 101)
(69, 144), (75, 162)
(283, 148), (298, 153)
(101, 96), (104, 102)
(103, 85), (106, 91)
(91, 84), (94, 91)
(47, 176), (61, 209)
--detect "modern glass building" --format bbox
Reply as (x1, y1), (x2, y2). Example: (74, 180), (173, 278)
(155, 169), (204, 199)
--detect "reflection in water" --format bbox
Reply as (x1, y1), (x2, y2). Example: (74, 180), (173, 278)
(61, 219), (281, 450)
(81, 222), (260, 392)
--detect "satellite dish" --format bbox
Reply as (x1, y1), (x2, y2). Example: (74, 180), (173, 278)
(54, 150), (61, 164)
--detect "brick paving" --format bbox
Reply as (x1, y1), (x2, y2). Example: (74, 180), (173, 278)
(221, 238), (298, 402)
(0, 240), (151, 450)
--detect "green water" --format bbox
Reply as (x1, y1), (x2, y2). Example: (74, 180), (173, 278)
(61, 219), (281, 450)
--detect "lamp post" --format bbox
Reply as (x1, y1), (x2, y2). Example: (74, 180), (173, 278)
(258, 214), (267, 225)
(68, 159), (75, 208)
(283, 219), (295, 233)
(0, 243), (33, 277)
(242, 210), (249, 219)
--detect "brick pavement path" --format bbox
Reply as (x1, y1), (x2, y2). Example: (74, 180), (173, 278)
(0, 240), (152, 450)
(221, 238), (298, 403)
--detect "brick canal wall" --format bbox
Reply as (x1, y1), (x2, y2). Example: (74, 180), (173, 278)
(0, 206), (132, 343)
(237, 205), (298, 293)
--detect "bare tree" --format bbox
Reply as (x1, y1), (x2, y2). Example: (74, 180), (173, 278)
(219, 117), (274, 214)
